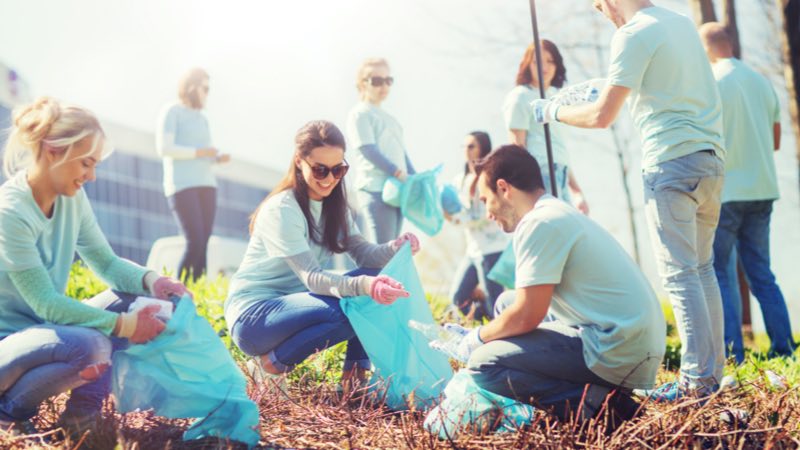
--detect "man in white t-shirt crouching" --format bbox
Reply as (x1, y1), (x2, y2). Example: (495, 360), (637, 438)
(452, 145), (665, 426)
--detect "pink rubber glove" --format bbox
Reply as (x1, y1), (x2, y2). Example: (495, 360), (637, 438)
(390, 232), (421, 255)
(151, 276), (190, 300)
(369, 275), (410, 305)
(130, 305), (167, 344)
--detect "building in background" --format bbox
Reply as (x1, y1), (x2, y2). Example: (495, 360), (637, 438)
(0, 65), (281, 266)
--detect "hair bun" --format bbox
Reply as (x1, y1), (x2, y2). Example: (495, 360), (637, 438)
(12, 96), (62, 146)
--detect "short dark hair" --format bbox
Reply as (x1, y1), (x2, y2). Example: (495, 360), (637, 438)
(474, 145), (544, 194)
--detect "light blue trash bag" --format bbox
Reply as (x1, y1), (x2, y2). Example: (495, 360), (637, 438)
(400, 165), (445, 236)
(341, 244), (453, 410)
(424, 370), (535, 439)
(487, 242), (515, 290)
(112, 296), (260, 448)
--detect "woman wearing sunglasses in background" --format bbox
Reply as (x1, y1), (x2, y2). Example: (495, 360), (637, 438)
(156, 68), (231, 282)
(346, 58), (417, 244)
(224, 120), (420, 386)
(445, 131), (508, 321)
(502, 40), (589, 214)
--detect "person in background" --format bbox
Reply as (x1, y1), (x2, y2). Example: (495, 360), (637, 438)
(0, 97), (188, 437)
(446, 131), (508, 320)
(225, 120), (420, 386)
(503, 40), (589, 214)
(156, 68), (230, 282)
(347, 58), (416, 244)
(699, 22), (796, 363)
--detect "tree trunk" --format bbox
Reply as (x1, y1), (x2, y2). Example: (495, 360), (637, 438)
(721, 0), (742, 58)
(689, 0), (718, 25)
(779, 0), (800, 196)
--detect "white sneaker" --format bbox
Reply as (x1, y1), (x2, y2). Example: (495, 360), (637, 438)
(245, 359), (287, 391)
(720, 375), (738, 391)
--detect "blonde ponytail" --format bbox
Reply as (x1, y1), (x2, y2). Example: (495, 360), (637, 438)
(3, 97), (109, 178)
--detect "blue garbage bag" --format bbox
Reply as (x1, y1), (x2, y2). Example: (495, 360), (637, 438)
(341, 244), (453, 410)
(424, 370), (535, 439)
(439, 183), (462, 215)
(112, 296), (260, 448)
(486, 242), (515, 290)
(400, 166), (445, 236)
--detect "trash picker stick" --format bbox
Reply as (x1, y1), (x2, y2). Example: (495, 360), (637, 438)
(528, 0), (558, 197)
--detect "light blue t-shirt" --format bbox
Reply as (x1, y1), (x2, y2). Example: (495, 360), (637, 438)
(0, 172), (116, 337)
(346, 101), (409, 192)
(502, 85), (570, 167)
(157, 102), (217, 196)
(224, 190), (358, 326)
(607, 6), (724, 169)
(713, 58), (781, 202)
(514, 196), (665, 389)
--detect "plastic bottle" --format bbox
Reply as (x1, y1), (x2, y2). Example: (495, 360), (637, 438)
(408, 320), (465, 359)
(551, 78), (606, 106)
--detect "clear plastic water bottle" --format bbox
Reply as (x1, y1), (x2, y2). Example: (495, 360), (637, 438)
(409, 320), (466, 359)
(551, 78), (606, 106)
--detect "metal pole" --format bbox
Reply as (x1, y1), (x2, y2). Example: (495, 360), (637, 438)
(528, 0), (558, 197)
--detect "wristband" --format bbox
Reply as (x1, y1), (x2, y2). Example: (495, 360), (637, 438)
(116, 312), (138, 339)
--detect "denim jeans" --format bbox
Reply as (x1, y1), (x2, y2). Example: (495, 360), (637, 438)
(468, 291), (616, 420)
(643, 150), (725, 391)
(0, 290), (134, 421)
(712, 200), (795, 363)
(449, 252), (504, 320)
(168, 186), (217, 281)
(357, 190), (403, 244)
(230, 269), (376, 373)
(540, 163), (571, 204)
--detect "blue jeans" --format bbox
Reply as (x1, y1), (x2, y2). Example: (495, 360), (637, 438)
(0, 290), (134, 421)
(230, 269), (375, 373)
(712, 200), (795, 363)
(168, 186), (217, 281)
(540, 163), (571, 204)
(449, 252), (504, 320)
(643, 150), (725, 391)
(357, 190), (403, 244)
(468, 291), (616, 420)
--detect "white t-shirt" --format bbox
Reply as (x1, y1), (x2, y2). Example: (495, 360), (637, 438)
(224, 190), (357, 325)
(347, 101), (409, 192)
(502, 85), (570, 167)
(514, 195), (665, 389)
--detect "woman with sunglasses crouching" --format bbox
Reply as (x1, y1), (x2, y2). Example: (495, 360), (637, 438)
(346, 58), (417, 244)
(0, 98), (189, 437)
(224, 120), (421, 385)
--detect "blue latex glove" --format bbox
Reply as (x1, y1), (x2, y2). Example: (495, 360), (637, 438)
(531, 99), (560, 124)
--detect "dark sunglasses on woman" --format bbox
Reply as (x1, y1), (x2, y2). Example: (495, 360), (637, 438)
(367, 76), (394, 87)
(303, 159), (350, 180)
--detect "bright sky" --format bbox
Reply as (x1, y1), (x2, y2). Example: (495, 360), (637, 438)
(2, 0), (799, 330)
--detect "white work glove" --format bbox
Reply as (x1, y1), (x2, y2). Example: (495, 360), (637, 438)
(531, 99), (560, 125)
(551, 78), (605, 106)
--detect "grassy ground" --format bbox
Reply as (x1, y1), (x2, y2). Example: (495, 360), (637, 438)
(2, 263), (799, 449)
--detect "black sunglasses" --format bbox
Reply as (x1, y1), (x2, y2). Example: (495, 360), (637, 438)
(303, 159), (349, 180)
(366, 76), (394, 87)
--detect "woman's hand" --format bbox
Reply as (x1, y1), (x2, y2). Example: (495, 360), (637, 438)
(390, 232), (421, 255)
(367, 275), (409, 305)
(394, 169), (408, 182)
(196, 147), (219, 158)
(114, 305), (166, 344)
(216, 153), (231, 164)
(150, 276), (191, 301)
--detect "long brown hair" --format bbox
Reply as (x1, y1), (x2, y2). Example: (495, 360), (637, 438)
(250, 121), (350, 253)
(515, 40), (566, 88)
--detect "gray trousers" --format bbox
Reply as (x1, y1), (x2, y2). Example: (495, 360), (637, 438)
(357, 189), (403, 244)
(468, 291), (618, 420)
